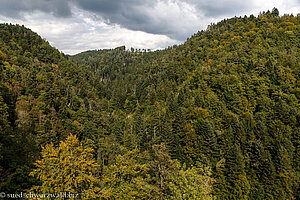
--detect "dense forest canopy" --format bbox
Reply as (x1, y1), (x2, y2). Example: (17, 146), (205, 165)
(0, 9), (299, 199)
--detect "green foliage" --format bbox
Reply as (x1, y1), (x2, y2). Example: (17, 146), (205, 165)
(168, 165), (214, 200)
(100, 147), (159, 199)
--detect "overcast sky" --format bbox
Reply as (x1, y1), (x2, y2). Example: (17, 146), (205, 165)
(0, 0), (299, 55)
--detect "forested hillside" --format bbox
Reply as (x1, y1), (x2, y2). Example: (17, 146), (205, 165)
(0, 9), (299, 199)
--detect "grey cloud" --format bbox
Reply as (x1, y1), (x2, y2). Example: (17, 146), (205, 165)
(0, 0), (171, 36)
(0, 0), (71, 18)
(73, 0), (154, 31)
(187, 0), (251, 17)
(1, 0), (188, 39)
(74, 0), (138, 15)
(73, 0), (251, 40)
(74, 0), (197, 40)
(1, 0), (298, 41)
(0, 0), (252, 40)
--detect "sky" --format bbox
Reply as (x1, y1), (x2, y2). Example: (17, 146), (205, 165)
(0, 0), (299, 55)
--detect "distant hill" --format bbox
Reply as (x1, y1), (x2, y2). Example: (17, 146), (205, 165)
(1, 9), (299, 199)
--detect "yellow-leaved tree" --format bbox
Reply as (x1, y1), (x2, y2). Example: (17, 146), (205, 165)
(100, 146), (160, 199)
(168, 164), (214, 200)
(29, 134), (100, 199)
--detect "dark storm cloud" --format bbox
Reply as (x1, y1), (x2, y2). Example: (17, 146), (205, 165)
(72, 0), (198, 40)
(187, 0), (251, 17)
(72, 0), (252, 38)
(75, 0), (143, 14)
(1, 0), (192, 39)
(0, 0), (71, 18)
(73, 0), (157, 32)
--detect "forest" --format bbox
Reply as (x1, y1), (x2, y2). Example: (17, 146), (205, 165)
(0, 9), (299, 199)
